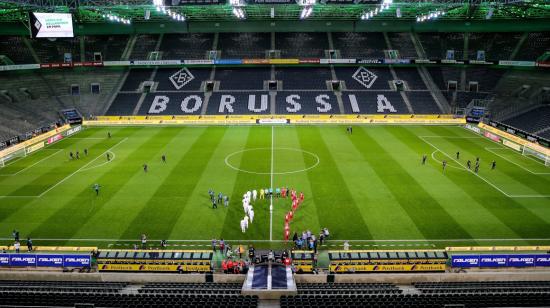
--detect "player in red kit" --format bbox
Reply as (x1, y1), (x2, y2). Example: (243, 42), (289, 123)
(299, 192), (304, 202)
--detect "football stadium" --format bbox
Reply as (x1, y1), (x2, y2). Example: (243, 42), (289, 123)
(0, 0), (550, 306)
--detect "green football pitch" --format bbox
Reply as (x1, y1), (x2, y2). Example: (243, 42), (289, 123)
(1, 125), (549, 250)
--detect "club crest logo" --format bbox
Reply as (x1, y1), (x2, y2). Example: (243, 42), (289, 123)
(169, 68), (195, 90)
(352, 67), (378, 88)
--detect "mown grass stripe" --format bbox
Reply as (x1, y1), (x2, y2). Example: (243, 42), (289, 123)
(168, 126), (253, 240)
(297, 126), (372, 240)
(319, 126), (425, 240)
(219, 126), (271, 240)
(419, 126), (550, 240)
(26, 127), (179, 242)
(119, 127), (228, 241)
(391, 126), (524, 241)
(351, 126), (473, 240)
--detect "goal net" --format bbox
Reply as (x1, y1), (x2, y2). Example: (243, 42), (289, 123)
(0, 146), (26, 168)
(522, 144), (550, 167)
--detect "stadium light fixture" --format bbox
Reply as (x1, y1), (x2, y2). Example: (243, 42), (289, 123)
(300, 6), (313, 19)
(486, 7), (494, 19)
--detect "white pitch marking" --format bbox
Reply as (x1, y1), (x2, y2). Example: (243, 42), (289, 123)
(270, 125), (274, 242)
(79, 150), (116, 172)
(420, 136), (512, 197)
(430, 150), (466, 171)
(484, 147), (550, 175)
(0, 149), (63, 177)
(38, 138), (128, 197)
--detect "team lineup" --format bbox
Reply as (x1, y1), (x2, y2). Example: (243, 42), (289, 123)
(84, 127), (502, 244)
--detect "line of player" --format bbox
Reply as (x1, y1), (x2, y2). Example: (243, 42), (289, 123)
(422, 151), (496, 173)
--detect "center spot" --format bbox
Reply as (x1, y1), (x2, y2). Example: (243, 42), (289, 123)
(225, 148), (319, 175)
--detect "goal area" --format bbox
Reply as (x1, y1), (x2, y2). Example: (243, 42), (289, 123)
(522, 144), (550, 167)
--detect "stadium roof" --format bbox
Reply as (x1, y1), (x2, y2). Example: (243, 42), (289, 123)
(0, 0), (549, 23)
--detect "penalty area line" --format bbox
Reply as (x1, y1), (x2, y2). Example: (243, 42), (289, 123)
(37, 138), (128, 198)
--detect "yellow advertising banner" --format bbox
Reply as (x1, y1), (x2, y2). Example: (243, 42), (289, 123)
(479, 123), (550, 156)
(98, 263), (211, 272)
(0, 124), (70, 158)
(329, 263), (446, 272)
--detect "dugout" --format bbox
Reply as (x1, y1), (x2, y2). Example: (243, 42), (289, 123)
(291, 251), (315, 273)
(328, 250), (447, 273)
(97, 249), (212, 273)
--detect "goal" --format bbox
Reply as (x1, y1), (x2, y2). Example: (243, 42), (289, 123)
(522, 143), (550, 167)
(0, 146), (26, 168)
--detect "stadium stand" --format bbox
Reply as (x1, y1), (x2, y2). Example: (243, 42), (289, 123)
(218, 32), (270, 58)
(515, 32), (550, 61)
(407, 91), (442, 114)
(30, 37), (81, 63)
(465, 67), (506, 91)
(342, 91), (408, 114)
(0, 280), (258, 308)
(120, 69), (152, 92)
(427, 67), (462, 90)
(277, 67), (332, 90)
(296, 283), (401, 295)
(159, 33), (214, 60)
(387, 32), (418, 59)
(155, 67), (211, 92)
(393, 68), (427, 90)
(418, 32), (465, 60)
(0, 36), (35, 64)
(129, 34), (159, 60)
(445, 91), (492, 108)
(83, 35), (129, 61)
(217, 67), (271, 90)
(208, 92), (271, 115)
(275, 91), (337, 114)
(107, 93), (142, 115)
(501, 105), (550, 134)
(335, 67), (393, 90)
(467, 32), (521, 61)
(276, 32), (329, 58)
(332, 32), (386, 59)
(138, 92), (204, 115)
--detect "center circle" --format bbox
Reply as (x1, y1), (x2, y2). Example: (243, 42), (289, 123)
(225, 147), (320, 175)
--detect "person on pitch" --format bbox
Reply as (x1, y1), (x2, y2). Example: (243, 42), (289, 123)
(106, 153), (111, 161)
(252, 189), (257, 202)
(491, 160), (496, 170)
(93, 183), (101, 196)
(422, 154), (427, 165)
(162, 154), (166, 163)
(143, 163), (148, 173)
(467, 160), (472, 170)
(456, 151), (460, 159)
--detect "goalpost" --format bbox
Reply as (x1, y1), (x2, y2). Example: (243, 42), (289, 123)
(0, 146), (27, 168)
(522, 143), (550, 167)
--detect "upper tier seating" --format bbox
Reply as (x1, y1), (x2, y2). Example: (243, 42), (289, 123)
(515, 32), (550, 61)
(387, 32), (418, 59)
(83, 35), (129, 61)
(276, 32), (329, 58)
(0, 36), (35, 64)
(467, 32), (522, 61)
(160, 33), (214, 60)
(129, 34), (159, 60)
(333, 32), (386, 59)
(502, 105), (550, 133)
(218, 32), (270, 58)
(30, 37), (81, 63)
(418, 32), (465, 60)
